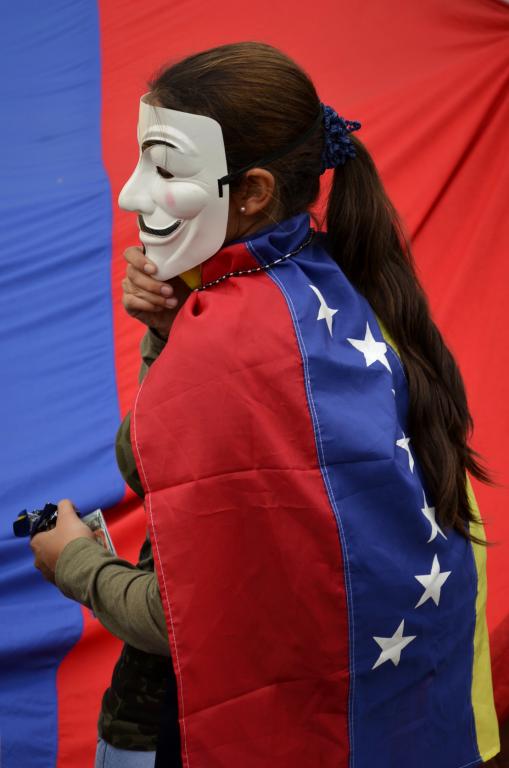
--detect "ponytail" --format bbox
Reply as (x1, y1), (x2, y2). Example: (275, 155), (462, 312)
(326, 136), (494, 541)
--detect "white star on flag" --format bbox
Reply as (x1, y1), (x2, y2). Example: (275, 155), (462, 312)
(309, 285), (338, 336)
(347, 322), (391, 371)
(396, 432), (414, 472)
(372, 620), (416, 670)
(415, 554), (451, 608)
(421, 490), (447, 543)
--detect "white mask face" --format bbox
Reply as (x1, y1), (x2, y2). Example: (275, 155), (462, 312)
(118, 94), (230, 281)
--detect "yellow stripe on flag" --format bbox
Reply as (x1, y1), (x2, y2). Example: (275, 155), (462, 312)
(467, 475), (500, 763)
(179, 265), (202, 290)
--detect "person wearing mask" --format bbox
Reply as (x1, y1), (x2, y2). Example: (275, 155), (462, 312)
(31, 42), (500, 768)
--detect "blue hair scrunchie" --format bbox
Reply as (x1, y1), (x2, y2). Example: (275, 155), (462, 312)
(320, 103), (361, 173)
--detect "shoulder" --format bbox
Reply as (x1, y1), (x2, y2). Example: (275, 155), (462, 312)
(168, 272), (300, 374)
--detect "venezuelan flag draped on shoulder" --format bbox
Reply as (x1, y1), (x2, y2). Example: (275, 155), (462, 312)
(132, 213), (499, 768)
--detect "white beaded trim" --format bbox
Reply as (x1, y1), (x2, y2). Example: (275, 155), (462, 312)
(194, 231), (315, 292)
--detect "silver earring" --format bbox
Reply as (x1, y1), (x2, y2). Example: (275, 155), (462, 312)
(240, 206), (246, 213)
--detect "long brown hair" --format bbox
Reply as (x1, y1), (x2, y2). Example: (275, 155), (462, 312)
(150, 41), (493, 540)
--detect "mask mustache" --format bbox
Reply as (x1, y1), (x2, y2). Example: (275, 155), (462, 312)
(138, 215), (182, 238)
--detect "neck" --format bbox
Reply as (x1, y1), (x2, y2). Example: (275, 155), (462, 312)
(225, 210), (283, 244)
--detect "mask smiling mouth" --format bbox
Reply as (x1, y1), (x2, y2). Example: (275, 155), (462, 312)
(138, 215), (182, 238)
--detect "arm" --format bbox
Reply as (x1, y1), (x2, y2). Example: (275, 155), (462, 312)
(117, 328), (167, 498)
(64, 329), (170, 652)
(139, 326), (168, 383)
(55, 537), (170, 656)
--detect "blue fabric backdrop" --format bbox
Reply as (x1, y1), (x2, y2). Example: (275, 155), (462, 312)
(0, 2), (123, 766)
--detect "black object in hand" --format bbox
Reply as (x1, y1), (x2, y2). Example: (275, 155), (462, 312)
(13, 503), (59, 538)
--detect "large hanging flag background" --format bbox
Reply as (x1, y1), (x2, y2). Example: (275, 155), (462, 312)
(0, 0), (508, 766)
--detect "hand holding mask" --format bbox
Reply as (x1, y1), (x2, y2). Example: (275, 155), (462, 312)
(121, 245), (191, 338)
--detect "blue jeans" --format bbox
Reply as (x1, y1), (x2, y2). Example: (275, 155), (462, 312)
(94, 738), (156, 768)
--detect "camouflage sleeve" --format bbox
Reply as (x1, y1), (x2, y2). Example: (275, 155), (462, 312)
(116, 328), (168, 498)
(115, 412), (145, 498)
(138, 327), (168, 384)
(55, 537), (170, 657)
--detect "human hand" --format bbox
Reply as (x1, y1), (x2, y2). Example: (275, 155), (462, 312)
(30, 499), (95, 583)
(122, 246), (192, 339)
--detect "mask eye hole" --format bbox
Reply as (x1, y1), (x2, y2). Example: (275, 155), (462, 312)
(156, 166), (174, 180)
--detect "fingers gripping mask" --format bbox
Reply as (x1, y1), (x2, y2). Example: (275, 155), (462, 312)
(118, 95), (229, 281)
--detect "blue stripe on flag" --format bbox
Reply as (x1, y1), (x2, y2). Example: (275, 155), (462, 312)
(0, 2), (123, 766)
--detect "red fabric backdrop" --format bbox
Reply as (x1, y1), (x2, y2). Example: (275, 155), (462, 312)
(57, 0), (509, 764)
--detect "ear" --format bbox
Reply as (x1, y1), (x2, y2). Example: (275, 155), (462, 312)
(233, 168), (276, 216)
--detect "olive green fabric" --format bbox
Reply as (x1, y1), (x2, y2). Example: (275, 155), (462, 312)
(55, 536), (169, 657)
(115, 412), (144, 498)
(55, 328), (171, 750)
(139, 327), (168, 380)
(99, 641), (171, 750)
(114, 327), (166, 498)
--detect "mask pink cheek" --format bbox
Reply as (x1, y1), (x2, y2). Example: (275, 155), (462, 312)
(168, 183), (208, 219)
(165, 191), (176, 208)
